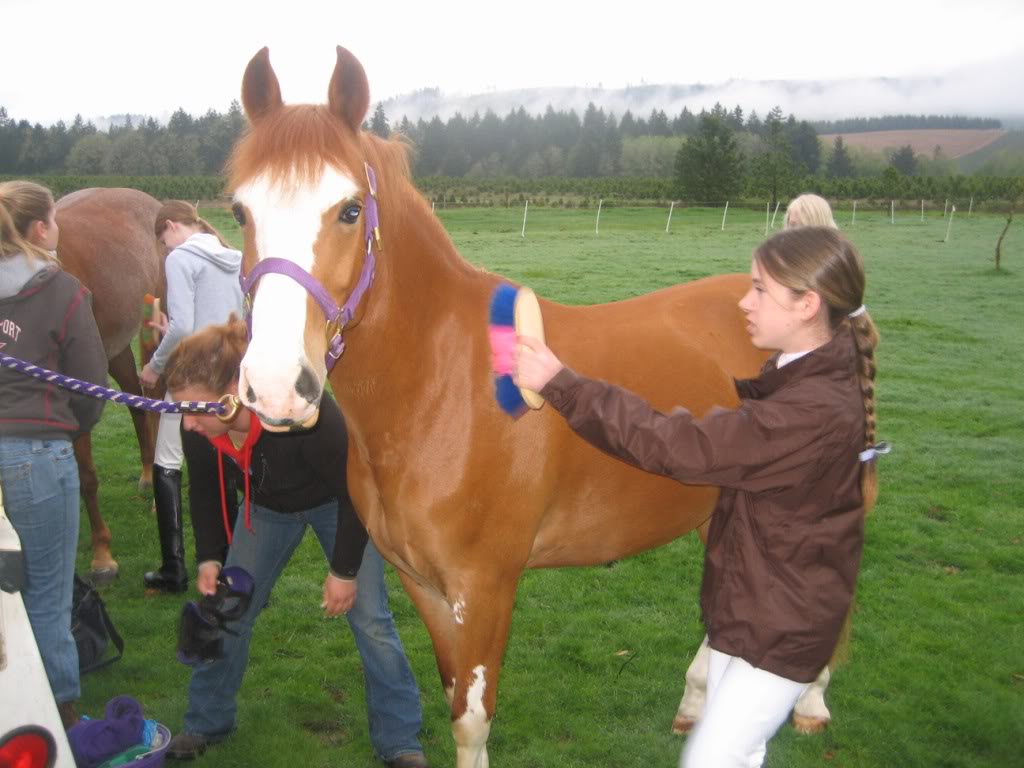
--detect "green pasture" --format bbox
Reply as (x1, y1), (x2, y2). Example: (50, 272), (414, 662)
(73, 205), (1022, 767)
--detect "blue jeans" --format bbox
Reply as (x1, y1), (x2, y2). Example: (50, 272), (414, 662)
(183, 501), (424, 761)
(0, 437), (81, 703)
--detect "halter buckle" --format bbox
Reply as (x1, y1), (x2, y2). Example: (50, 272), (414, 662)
(216, 393), (243, 424)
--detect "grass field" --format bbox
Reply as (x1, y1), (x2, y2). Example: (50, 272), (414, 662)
(72, 204), (1023, 767)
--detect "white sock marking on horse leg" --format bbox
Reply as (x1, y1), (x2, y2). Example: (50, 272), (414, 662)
(453, 665), (490, 768)
(794, 665), (831, 721)
(676, 635), (710, 725)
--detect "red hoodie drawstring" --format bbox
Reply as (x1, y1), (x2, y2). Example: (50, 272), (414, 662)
(210, 411), (263, 543)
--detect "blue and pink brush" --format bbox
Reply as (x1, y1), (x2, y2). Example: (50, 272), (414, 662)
(488, 283), (546, 417)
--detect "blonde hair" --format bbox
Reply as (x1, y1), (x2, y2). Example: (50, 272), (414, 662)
(0, 180), (60, 265)
(754, 227), (880, 511)
(785, 194), (838, 230)
(165, 316), (248, 396)
(155, 200), (231, 249)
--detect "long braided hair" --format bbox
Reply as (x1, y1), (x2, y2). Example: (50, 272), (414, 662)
(754, 226), (881, 511)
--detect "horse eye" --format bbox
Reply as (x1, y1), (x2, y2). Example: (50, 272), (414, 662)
(232, 204), (247, 226)
(339, 204), (361, 225)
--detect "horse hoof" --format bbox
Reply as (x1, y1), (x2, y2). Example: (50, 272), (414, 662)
(671, 715), (697, 735)
(89, 565), (119, 587)
(792, 714), (830, 734)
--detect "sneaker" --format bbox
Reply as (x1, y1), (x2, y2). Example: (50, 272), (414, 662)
(385, 753), (429, 768)
(166, 731), (211, 760)
(57, 701), (79, 729)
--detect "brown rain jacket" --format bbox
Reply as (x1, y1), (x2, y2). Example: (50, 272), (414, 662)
(540, 331), (866, 682)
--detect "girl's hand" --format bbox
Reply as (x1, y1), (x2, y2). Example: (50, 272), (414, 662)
(148, 311), (169, 335)
(514, 335), (565, 393)
(321, 573), (357, 617)
(197, 562), (221, 596)
(140, 362), (160, 389)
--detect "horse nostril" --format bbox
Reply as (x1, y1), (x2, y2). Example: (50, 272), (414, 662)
(295, 365), (321, 404)
(245, 384), (257, 404)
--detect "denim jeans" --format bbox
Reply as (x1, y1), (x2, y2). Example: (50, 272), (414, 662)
(183, 501), (424, 761)
(0, 437), (81, 703)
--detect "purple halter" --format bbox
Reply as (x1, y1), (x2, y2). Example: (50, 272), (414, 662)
(239, 162), (381, 370)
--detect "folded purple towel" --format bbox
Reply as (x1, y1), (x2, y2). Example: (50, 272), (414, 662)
(67, 695), (145, 768)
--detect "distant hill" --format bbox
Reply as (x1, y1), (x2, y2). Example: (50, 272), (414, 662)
(820, 129), (1007, 160)
(379, 66), (1024, 126)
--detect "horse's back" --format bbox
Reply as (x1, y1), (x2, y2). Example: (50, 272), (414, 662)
(56, 188), (163, 359)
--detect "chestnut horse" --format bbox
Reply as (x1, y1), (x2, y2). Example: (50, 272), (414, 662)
(55, 187), (163, 580)
(230, 47), (767, 767)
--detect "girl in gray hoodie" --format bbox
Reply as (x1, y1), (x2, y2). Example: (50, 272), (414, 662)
(139, 202), (243, 592)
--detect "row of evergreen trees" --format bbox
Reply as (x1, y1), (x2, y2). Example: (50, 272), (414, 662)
(0, 99), (910, 180)
(0, 99), (1006, 190)
(0, 103), (245, 176)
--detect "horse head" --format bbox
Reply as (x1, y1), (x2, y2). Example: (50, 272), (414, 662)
(230, 46), (380, 428)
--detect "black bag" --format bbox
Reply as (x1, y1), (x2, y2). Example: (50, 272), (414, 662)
(71, 573), (124, 673)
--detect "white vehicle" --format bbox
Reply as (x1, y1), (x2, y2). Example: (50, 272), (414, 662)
(0, 484), (75, 767)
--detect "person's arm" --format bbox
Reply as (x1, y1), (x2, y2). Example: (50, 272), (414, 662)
(541, 367), (833, 493)
(60, 287), (107, 433)
(181, 428), (231, 566)
(148, 253), (197, 374)
(303, 401), (369, 578)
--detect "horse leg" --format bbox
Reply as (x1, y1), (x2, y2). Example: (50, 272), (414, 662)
(73, 433), (118, 584)
(107, 345), (155, 493)
(672, 634), (710, 734)
(447, 578), (518, 768)
(400, 570), (515, 768)
(396, 573), (457, 714)
(792, 665), (831, 733)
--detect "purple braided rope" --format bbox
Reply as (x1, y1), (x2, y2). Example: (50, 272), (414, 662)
(1, 353), (226, 416)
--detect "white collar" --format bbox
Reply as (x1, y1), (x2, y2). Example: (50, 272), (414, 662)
(777, 350), (812, 368)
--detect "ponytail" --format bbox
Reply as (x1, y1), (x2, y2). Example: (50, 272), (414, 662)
(0, 181), (60, 266)
(847, 310), (881, 512)
(155, 200), (231, 249)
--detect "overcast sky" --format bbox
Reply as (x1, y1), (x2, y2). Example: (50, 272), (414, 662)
(3, 0), (1023, 125)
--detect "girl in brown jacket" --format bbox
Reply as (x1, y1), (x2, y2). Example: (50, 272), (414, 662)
(514, 226), (882, 768)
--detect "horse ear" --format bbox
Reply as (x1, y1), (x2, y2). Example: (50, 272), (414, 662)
(241, 47), (283, 123)
(327, 46), (370, 133)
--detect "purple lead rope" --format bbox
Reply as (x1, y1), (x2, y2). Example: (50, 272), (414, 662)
(0, 353), (226, 416)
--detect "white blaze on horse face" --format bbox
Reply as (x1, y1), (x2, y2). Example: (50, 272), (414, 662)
(234, 167), (359, 423)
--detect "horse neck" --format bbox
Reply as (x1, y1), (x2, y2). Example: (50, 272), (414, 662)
(333, 187), (492, 403)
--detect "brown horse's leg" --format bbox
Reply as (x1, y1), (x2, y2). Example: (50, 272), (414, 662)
(673, 523), (713, 734)
(447, 577), (518, 768)
(73, 433), (118, 584)
(108, 346), (155, 493)
(397, 571), (459, 707)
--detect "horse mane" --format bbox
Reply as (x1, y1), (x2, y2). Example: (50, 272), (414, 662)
(228, 105), (413, 200)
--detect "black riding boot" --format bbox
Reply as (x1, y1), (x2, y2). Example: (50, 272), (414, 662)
(143, 466), (187, 593)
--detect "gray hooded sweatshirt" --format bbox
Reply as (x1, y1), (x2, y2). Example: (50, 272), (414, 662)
(150, 233), (244, 374)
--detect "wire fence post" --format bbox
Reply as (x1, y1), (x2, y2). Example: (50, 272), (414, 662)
(770, 201), (781, 229)
(852, 200), (857, 226)
(595, 198), (603, 236)
(521, 200), (529, 238)
(721, 201), (729, 231)
(944, 205), (956, 243)
(891, 200), (895, 225)
(665, 201), (676, 233)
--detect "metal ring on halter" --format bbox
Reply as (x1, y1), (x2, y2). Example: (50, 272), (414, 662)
(326, 317), (343, 346)
(216, 393), (243, 423)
